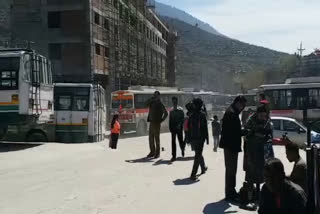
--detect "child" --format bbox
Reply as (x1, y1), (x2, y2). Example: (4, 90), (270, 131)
(110, 114), (120, 149)
(211, 115), (221, 152)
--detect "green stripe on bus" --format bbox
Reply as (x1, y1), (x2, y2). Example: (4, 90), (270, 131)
(0, 105), (19, 111)
(56, 125), (88, 131)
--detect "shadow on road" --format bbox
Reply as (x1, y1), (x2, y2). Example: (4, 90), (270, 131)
(173, 177), (199, 185)
(0, 143), (41, 153)
(153, 159), (172, 166)
(176, 156), (194, 161)
(125, 157), (154, 163)
(203, 200), (237, 214)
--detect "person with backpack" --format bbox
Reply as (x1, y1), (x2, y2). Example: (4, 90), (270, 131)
(211, 115), (221, 152)
(188, 98), (209, 181)
(109, 114), (120, 149)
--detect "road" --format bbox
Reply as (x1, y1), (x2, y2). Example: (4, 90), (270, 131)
(0, 133), (295, 214)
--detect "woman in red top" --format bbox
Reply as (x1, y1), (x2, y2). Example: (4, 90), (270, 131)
(110, 114), (121, 149)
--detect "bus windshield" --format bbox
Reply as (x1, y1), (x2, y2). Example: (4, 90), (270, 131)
(112, 96), (133, 109)
(0, 57), (20, 90)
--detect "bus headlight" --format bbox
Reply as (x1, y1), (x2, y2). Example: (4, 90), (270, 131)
(12, 94), (19, 103)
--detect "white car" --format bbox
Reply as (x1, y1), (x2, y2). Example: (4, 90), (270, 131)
(271, 116), (320, 148)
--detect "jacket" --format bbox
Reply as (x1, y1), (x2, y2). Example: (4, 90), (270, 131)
(146, 98), (168, 123)
(169, 106), (185, 132)
(219, 105), (243, 152)
(212, 120), (221, 136)
(188, 111), (208, 143)
(111, 121), (121, 134)
(258, 180), (307, 214)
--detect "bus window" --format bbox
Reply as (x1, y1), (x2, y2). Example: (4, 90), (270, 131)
(112, 98), (133, 109)
(0, 57), (20, 90)
(57, 96), (72, 110)
(73, 96), (89, 111)
(309, 89), (320, 108)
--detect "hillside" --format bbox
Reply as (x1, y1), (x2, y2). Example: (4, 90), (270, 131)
(155, 1), (223, 36)
(161, 17), (289, 93)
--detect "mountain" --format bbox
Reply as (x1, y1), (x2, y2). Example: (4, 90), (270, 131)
(155, 1), (223, 36)
(160, 17), (289, 93)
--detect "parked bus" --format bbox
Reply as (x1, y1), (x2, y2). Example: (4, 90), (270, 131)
(54, 83), (107, 143)
(111, 86), (193, 135)
(258, 83), (320, 122)
(0, 48), (55, 142)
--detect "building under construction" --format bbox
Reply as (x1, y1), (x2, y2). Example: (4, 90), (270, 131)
(10, 0), (177, 103)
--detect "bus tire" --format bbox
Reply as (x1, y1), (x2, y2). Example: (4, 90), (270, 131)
(137, 120), (147, 136)
(26, 131), (48, 143)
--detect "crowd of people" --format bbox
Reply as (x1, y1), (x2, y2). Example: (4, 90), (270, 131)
(110, 91), (308, 213)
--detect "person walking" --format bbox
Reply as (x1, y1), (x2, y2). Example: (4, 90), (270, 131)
(258, 158), (307, 214)
(219, 95), (247, 202)
(211, 115), (221, 152)
(109, 114), (120, 149)
(188, 98), (209, 181)
(146, 91), (168, 158)
(169, 97), (185, 162)
(241, 105), (274, 210)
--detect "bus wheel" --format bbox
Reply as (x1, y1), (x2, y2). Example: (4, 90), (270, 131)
(26, 131), (48, 143)
(137, 121), (147, 136)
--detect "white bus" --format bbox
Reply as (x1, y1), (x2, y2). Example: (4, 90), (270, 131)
(259, 83), (320, 122)
(0, 48), (55, 142)
(54, 83), (107, 143)
(111, 86), (193, 135)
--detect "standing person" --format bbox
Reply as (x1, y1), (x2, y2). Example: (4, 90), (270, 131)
(169, 97), (185, 161)
(285, 142), (307, 193)
(212, 115), (221, 152)
(241, 105), (274, 209)
(146, 91), (168, 158)
(258, 158), (307, 214)
(219, 95), (247, 202)
(110, 114), (120, 149)
(188, 98), (209, 181)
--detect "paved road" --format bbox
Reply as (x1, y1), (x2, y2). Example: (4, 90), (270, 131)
(0, 133), (295, 214)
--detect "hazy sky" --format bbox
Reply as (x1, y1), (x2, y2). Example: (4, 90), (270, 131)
(157, 0), (320, 54)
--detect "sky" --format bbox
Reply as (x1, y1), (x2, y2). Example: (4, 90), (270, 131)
(157, 0), (320, 54)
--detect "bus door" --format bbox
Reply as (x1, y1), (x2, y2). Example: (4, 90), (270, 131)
(91, 86), (105, 142)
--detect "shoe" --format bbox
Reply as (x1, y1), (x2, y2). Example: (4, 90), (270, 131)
(190, 175), (197, 181)
(171, 157), (176, 162)
(240, 203), (257, 211)
(182, 150), (185, 157)
(147, 153), (154, 158)
(201, 166), (208, 174)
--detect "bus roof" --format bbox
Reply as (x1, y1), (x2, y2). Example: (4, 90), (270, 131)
(259, 83), (320, 90)
(55, 83), (95, 88)
(112, 90), (187, 95)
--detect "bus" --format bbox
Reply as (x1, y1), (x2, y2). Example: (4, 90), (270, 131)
(111, 86), (193, 135)
(258, 83), (320, 122)
(0, 48), (55, 142)
(54, 83), (107, 143)
(211, 93), (234, 119)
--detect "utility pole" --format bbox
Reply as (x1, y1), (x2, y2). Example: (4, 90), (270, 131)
(298, 42), (305, 58)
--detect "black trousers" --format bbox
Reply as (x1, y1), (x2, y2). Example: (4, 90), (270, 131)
(224, 149), (239, 198)
(191, 141), (206, 177)
(110, 133), (119, 149)
(171, 129), (185, 158)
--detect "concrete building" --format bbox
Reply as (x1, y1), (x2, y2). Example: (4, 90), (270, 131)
(302, 49), (320, 75)
(10, 0), (176, 103)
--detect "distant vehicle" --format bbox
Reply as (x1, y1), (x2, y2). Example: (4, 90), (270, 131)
(0, 48), (55, 142)
(259, 83), (320, 122)
(111, 86), (193, 135)
(271, 116), (320, 148)
(54, 83), (107, 143)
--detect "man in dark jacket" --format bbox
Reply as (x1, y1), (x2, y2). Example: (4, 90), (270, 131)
(258, 158), (307, 214)
(219, 95), (247, 201)
(146, 91), (168, 158)
(188, 98), (209, 181)
(169, 97), (185, 161)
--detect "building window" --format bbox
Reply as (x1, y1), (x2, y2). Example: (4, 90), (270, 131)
(104, 47), (110, 58)
(49, 44), (62, 60)
(95, 43), (101, 55)
(114, 25), (119, 34)
(103, 18), (109, 30)
(115, 51), (119, 61)
(94, 12), (100, 25)
(48, 12), (60, 28)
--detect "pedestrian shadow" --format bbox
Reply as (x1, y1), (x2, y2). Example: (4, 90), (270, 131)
(173, 177), (199, 185)
(153, 159), (172, 166)
(203, 200), (237, 214)
(125, 157), (154, 163)
(176, 156), (194, 161)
